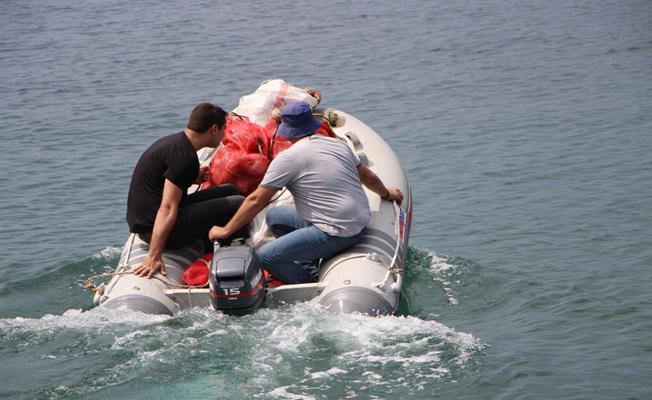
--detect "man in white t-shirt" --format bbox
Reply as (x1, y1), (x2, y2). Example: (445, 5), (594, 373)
(209, 102), (403, 283)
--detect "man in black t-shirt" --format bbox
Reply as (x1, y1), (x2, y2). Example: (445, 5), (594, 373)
(126, 103), (244, 278)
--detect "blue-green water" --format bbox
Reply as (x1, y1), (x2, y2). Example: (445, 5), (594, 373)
(1, 0), (651, 398)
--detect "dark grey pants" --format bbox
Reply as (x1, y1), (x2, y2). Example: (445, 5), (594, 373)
(165, 184), (245, 248)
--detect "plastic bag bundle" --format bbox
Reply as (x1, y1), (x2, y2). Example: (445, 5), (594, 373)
(232, 79), (319, 127)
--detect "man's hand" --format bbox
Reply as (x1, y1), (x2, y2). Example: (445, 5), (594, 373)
(133, 179), (181, 279)
(207, 186), (278, 243)
(305, 87), (321, 104)
(133, 254), (166, 278)
(384, 188), (404, 205)
(208, 225), (229, 242)
(358, 164), (405, 206)
(194, 165), (210, 184)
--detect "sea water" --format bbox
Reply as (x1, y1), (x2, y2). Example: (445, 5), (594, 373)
(1, 0), (651, 398)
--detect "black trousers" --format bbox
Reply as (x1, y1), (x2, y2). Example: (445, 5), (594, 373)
(165, 184), (245, 248)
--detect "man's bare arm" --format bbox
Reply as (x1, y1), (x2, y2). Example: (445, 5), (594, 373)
(133, 179), (183, 278)
(358, 164), (404, 205)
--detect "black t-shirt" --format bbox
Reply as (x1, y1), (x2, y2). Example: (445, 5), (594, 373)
(126, 131), (199, 233)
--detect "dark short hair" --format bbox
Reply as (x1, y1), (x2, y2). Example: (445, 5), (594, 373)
(187, 103), (227, 133)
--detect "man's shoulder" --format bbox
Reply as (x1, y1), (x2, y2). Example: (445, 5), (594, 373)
(275, 135), (348, 163)
(145, 131), (181, 151)
(268, 146), (294, 169)
(294, 135), (335, 150)
(158, 131), (187, 146)
(151, 132), (195, 156)
(309, 135), (348, 149)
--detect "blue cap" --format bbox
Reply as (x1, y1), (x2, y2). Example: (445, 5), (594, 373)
(277, 102), (322, 138)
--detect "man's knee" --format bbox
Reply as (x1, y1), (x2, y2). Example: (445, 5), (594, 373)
(229, 194), (245, 211)
(265, 205), (296, 225)
(265, 207), (280, 226)
(255, 244), (278, 266)
(218, 183), (240, 196)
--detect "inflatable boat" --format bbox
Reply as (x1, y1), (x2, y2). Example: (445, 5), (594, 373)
(92, 82), (412, 316)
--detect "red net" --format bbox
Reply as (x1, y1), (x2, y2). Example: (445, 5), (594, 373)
(202, 115), (335, 195)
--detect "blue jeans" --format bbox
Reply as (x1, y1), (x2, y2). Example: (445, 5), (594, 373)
(257, 206), (365, 284)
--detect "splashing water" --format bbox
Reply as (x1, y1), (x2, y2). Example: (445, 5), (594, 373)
(0, 246), (485, 399)
(1, 305), (484, 399)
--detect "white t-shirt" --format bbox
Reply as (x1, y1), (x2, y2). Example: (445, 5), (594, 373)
(260, 135), (370, 237)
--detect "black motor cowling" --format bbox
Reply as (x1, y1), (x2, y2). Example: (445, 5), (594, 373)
(209, 241), (265, 315)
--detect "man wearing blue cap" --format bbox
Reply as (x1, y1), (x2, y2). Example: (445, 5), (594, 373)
(209, 102), (403, 283)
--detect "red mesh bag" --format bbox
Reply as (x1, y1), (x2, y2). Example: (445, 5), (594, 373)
(202, 116), (335, 195)
(181, 253), (213, 286)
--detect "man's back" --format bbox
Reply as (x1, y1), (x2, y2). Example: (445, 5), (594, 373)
(126, 132), (198, 233)
(261, 135), (370, 237)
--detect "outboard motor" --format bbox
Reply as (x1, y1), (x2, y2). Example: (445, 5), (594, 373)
(209, 240), (265, 315)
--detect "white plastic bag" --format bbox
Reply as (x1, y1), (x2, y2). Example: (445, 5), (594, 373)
(233, 79), (318, 126)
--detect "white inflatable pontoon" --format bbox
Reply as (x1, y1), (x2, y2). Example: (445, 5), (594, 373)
(93, 85), (412, 316)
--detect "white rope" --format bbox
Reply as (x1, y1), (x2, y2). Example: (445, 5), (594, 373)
(83, 234), (210, 293)
(389, 201), (403, 271)
(117, 233), (137, 273)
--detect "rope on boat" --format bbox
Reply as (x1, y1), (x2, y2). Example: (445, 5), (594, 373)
(82, 270), (131, 293)
(82, 270), (210, 293)
(373, 202), (405, 292)
(81, 233), (208, 293)
(82, 232), (138, 293)
(269, 187), (288, 203)
(312, 111), (339, 127)
(118, 232), (137, 273)
(389, 201), (404, 273)
(268, 122), (280, 162)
